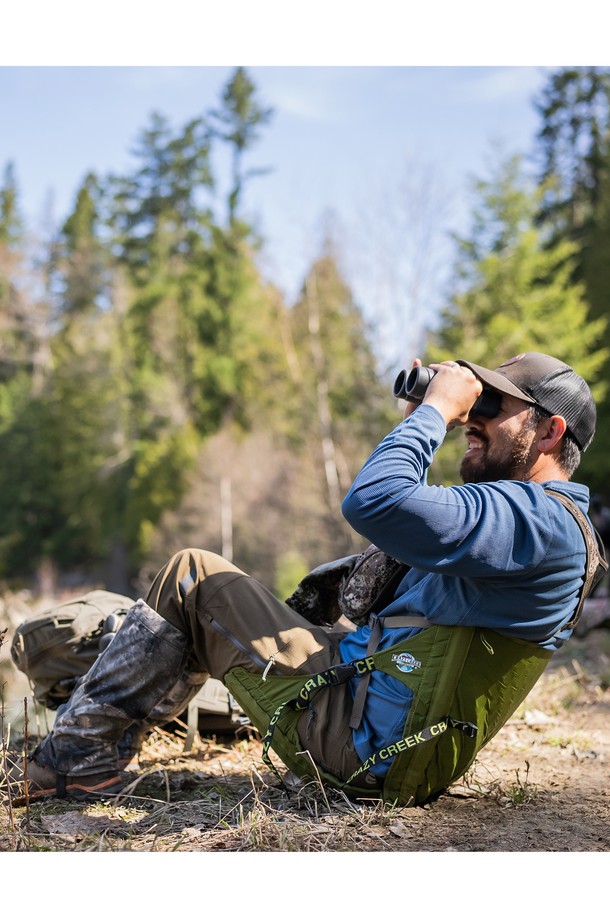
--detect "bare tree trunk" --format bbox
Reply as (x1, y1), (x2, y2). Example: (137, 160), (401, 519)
(345, 155), (452, 372)
(220, 476), (233, 562)
(274, 288), (303, 385)
(305, 273), (341, 514)
(105, 540), (131, 595)
(35, 557), (57, 600)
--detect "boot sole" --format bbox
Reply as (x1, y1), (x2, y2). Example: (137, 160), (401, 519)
(12, 774), (124, 806)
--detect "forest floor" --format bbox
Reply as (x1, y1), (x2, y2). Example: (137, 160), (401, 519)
(1, 613), (609, 856)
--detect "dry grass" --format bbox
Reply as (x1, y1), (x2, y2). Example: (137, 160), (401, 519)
(1, 724), (399, 852)
(2, 619), (610, 854)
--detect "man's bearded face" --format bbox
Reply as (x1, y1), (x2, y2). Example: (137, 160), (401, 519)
(460, 404), (541, 484)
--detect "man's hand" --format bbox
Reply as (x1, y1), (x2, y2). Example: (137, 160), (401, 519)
(422, 361), (483, 428)
(402, 358), (422, 420)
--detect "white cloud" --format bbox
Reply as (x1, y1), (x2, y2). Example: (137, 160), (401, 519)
(459, 66), (554, 103)
(255, 68), (345, 123)
(270, 87), (331, 121)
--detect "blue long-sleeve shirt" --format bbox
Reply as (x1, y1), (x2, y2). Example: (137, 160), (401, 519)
(340, 404), (590, 774)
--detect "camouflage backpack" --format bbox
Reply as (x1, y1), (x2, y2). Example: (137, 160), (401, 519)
(10, 590), (135, 709)
(10, 589), (248, 739)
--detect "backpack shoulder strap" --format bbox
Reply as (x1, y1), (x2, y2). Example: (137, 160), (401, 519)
(545, 489), (608, 631)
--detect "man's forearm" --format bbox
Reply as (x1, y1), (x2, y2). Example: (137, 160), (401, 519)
(341, 405), (447, 560)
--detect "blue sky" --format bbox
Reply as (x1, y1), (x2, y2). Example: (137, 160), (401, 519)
(1, 4), (601, 366)
(0, 64), (554, 364)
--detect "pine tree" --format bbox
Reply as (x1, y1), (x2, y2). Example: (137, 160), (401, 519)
(100, 84), (279, 574)
(289, 240), (396, 551)
(0, 162), (28, 385)
(535, 67), (610, 247)
(55, 172), (109, 315)
(208, 67), (274, 230)
(427, 153), (608, 485)
(533, 68), (610, 496)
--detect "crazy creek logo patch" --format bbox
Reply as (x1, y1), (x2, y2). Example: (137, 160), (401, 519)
(392, 652), (422, 673)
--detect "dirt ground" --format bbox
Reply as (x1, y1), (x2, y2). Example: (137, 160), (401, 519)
(2, 622), (609, 857)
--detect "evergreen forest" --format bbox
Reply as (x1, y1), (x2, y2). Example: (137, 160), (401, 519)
(1, 67), (609, 600)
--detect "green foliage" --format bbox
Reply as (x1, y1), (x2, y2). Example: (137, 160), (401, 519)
(274, 551), (309, 600)
(208, 66), (274, 227)
(12, 65), (610, 590)
(0, 164), (35, 386)
(533, 67), (610, 497)
(581, 146), (610, 492)
(55, 173), (109, 315)
(109, 110), (214, 279)
(291, 247), (396, 451)
(0, 68), (393, 589)
(427, 152), (608, 485)
(534, 67), (610, 245)
(124, 425), (199, 564)
(0, 162), (22, 248)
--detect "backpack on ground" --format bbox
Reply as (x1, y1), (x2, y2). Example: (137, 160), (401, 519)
(10, 590), (247, 738)
(10, 590), (135, 709)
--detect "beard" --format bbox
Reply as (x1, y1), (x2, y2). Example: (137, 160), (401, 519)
(459, 422), (537, 484)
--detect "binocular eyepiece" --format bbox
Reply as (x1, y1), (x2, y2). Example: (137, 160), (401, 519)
(393, 365), (502, 419)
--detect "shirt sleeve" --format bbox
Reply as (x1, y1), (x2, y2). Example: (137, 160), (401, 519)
(341, 404), (553, 578)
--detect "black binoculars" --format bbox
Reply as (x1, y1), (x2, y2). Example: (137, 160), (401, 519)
(393, 365), (502, 419)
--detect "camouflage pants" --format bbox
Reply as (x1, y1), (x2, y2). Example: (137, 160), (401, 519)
(34, 549), (367, 785)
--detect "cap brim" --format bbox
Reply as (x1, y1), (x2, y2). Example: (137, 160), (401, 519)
(457, 359), (537, 404)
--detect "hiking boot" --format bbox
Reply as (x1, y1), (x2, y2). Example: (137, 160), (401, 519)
(33, 600), (192, 778)
(9, 759), (123, 806)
